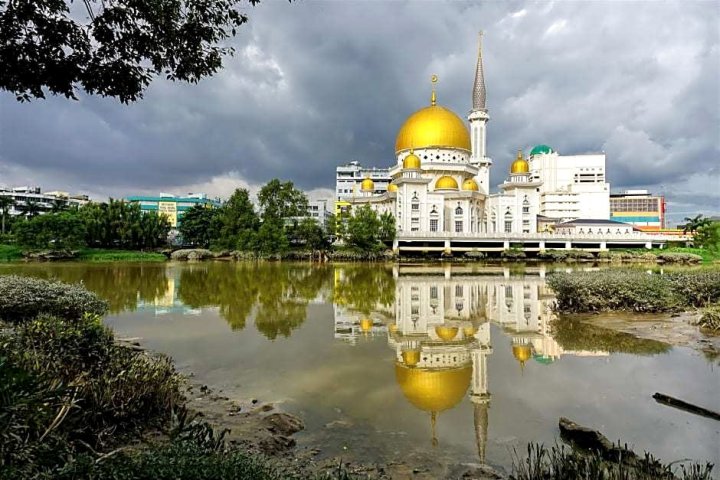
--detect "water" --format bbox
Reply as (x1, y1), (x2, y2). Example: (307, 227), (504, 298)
(1, 262), (718, 472)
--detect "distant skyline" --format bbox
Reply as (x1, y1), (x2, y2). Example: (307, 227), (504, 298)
(0, 1), (718, 225)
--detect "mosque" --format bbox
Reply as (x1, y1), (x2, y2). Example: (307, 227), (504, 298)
(346, 35), (646, 248)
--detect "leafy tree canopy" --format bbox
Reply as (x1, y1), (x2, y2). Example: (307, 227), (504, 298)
(179, 204), (220, 248)
(0, 0), (261, 103)
(257, 179), (308, 222)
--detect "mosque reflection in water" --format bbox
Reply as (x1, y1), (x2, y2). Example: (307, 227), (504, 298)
(333, 265), (607, 462)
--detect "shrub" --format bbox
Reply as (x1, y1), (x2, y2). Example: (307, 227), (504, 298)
(502, 248), (526, 259)
(656, 252), (702, 264)
(665, 271), (720, 307)
(697, 306), (720, 332)
(0, 275), (108, 323)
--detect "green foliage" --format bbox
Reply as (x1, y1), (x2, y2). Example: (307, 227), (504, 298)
(332, 265), (395, 315)
(538, 249), (594, 262)
(655, 252), (703, 264)
(80, 200), (171, 250)
(0, 195), (13, 234)
(551, 318), (670, 355)
(256, 218), (289, 255)
(0, 244), (22, 261)
(215, 188), (260, 251)
(179, 205), (221, 248)
(289, 218), (328, 251)
(547, 270), (720, 313)
(345, 205), (388, 252)
(661, 247), (720, 264)
(502, 248), (527, 259)
(378, 211), (396, 242)
(0, 0), (261, 103)
(510, 443), (713, 480)
(14, 211), (86, 249)
(693, 221), (720, 253)
(682, 214), (712, 235)
(0, 275), (108, 323)
(257, 179), (308, 223)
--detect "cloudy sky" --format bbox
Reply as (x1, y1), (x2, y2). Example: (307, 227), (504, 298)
(0, 0), (718, 225)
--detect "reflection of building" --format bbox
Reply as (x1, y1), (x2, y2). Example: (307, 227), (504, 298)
(333, 265), (608, 462)
(125, 193), (221, 227)
(137, 267), (201, 316)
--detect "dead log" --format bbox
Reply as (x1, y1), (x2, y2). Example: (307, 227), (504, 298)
(558, 417), (636, 463)
(652, 393), (720, 422)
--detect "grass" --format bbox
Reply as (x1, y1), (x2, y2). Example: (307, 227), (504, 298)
(660, 246), (720, 264)
(75, 248), (167, 262)
(0, 244), (22, 262)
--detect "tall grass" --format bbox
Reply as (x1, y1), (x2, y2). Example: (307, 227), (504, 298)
(75, 248), (167, 262)
(0, 244), (22, 262)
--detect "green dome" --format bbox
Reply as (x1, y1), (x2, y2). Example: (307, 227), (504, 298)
(530, 145), (553, 156)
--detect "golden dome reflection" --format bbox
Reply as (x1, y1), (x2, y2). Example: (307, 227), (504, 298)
(395, 363), (472, 413)
(401, 349), (421, 367)
(360, 318), (373, 333)
(395, 105), (471, 154)
(435, 175), (459, 190)
(435, 325), (459, 341)
(512, 344), (532, 363)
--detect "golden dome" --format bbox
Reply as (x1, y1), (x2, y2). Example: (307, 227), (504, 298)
(360, 318), (373, 333)
(395, 363), (472, 412)
(512, 344), (532, 363)
(403, 152), (422, 169)
(360, 177), (374, 192)
(435, 175), (459, 190)
(435, 326), (459, 341)
(402, 349), (421, 367)
(462, 178), (479, 191)
(395, 105), (471, 154)
(387, 183), (398, 193)
(510, 150), (529, 174)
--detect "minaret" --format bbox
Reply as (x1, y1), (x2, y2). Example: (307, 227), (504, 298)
(468, 32), (491, 194)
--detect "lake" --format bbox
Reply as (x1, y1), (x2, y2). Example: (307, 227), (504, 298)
(1, 261), (718, 473)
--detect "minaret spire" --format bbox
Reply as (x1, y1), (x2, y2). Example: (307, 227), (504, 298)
(472, 31), (487, 112)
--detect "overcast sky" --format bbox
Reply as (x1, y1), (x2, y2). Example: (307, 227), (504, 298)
(0, 0), (718, 224)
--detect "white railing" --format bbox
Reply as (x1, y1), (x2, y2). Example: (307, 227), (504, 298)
(397, 231), (667, 242)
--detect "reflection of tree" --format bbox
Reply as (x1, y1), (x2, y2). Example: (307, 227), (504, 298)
(254, 265), (330, 340)
(0, 264), (168, 313)
(177, 263), (260, 330)
(551, 318), (671, 355)
(333, 266), (395, 314)
(177, 263), (331, 338)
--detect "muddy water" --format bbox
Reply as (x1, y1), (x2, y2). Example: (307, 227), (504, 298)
(1, 262), (718, 473)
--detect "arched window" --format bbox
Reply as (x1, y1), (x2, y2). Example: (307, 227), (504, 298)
(455, 205), (463, 215)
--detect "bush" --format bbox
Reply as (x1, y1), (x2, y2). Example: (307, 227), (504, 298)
(697, 306), (720, 332)
(538, 249), (594, 262)
(502, 248), (526, 259)
(665, 271), (720, 307)
(0, 314), (183, 472)
(0, 275), (108, 323)
(656, 252), (703, 264)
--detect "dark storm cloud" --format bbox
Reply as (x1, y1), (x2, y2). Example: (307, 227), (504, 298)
(0, 1), (717, 217)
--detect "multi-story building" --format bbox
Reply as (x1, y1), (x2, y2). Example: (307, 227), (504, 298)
(336, 161), (391, 200)
(610, 190), (665, 231)
(125, 193), (221, 227)
(0, 186), (89, 216)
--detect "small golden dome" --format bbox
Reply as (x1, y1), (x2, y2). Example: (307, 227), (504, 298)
(462, 325), (478, 338)
(512, 344), (532, 363)
(510, 150), (529, 174)
(435, 175), (459, 190)
(360, 177), (374, 192)
(387, 183), (398, 193)
(402, 349), (421, 367)
(462, 178), (479, 191)
(435, 326), (459, 341)
(395, 105), (471, 154)
(395, 363), (472, 412)
(360, 318), (373, 333)
(403, 152), (421, 169)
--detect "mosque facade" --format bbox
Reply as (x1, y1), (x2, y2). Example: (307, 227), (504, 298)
(347, 35), (617, 239)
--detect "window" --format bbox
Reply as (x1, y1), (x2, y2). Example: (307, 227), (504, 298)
(455, 205), (463, 215)
(430, 219), (438, 232)
(411, 202), (419, 211)
(455, 221), (463, 232)
(504, 221), (512, 233)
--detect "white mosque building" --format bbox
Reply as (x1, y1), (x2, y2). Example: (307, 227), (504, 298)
(346, 36), (664, 253)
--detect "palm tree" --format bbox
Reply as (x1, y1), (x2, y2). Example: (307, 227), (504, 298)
(23, 198), (41, 218)
(0, 195), (14, 235)
(682, 214), (712, 234)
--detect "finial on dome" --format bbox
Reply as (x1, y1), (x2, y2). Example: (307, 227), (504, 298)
(431, 74), (438, 106)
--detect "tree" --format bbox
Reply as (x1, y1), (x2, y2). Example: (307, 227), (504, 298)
(14, 211), (86, 249)
(78, 199), (170, 249)
(378, 211), (396, 243)
(257, 179), (308, 223)
(256, 218), (289, 255)
(292, 218), (328, 251)
(179, 205), (220, 248)
(0, 195), (13, 235)
(346, 205), (382, 252)
(694, 222), (720, 252)
(1, 0), (261, 103)
(216, 188), (259, 250)
(682, 214), (712, 234)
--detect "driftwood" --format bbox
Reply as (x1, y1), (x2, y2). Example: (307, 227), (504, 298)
(652, 392), (720, 422)
(558, 417), (636, 463)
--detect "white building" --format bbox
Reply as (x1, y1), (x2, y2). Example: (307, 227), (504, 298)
(336, 161), (391, 200)
(345, 34), (614, 239)
(0, 186), (89, 216)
